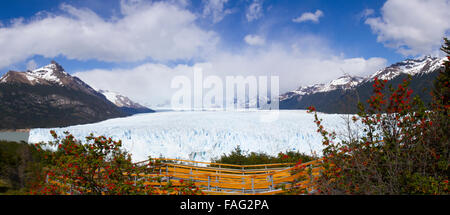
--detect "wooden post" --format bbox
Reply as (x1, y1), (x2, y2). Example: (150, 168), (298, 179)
(309, 164), (314, 191)
(269, 175), (274, 190)
(208, 175), (211, 191)
(251, 177), (255, 194)
(242, 176), (245, 193)
(215, 170), (218, 190)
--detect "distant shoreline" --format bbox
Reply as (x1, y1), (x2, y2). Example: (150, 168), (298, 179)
(0, 129), (31, 132)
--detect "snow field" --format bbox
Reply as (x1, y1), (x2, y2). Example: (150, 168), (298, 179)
(29, 110), (352, 162)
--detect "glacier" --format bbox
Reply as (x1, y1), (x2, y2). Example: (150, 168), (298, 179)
(28, 110), (353, 163)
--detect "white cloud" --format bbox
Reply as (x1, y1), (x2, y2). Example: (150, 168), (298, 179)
(206, 42), (386, 94)
(119, 0), (146, 15)
(292, 10), (324, 23)
(244, 34), (265, 46)
(365, 0), (450, 56)
(360, 8), (374, 19)
(246, 0), (263, 22)
(75, 35), (386, 106)
(74, 63), (195, 106)
(26, 59), (37, 71)
(0, 1), (219, 69)
(202, 0), (232, 23)
(0, 1), (388, 107)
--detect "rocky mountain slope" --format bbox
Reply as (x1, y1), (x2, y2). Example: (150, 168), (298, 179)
(280, 56), (446, 113)
(0, 61), (130, 129)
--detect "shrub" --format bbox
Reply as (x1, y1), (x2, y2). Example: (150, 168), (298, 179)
(211, 146), (316, 168)
(306, 39), (450, 195)
(30, 132), (201, 195)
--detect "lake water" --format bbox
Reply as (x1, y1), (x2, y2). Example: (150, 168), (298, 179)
(0, 131), (30, 142)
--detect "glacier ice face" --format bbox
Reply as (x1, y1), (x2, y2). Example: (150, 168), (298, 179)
(29, 110), (352, 163)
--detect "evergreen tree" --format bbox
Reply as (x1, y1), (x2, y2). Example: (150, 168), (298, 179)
(433, 37), (450, 113)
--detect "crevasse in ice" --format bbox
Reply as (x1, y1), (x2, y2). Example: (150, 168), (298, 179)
(29, 110), (353, 162)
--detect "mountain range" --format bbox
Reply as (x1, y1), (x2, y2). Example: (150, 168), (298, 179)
(0, 56), (446, 129)
(280, 56), (446, 113)
(0, 61), (153, 129)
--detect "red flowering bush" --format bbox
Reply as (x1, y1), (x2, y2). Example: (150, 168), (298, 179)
(306, 39), (450, 194)
(29, 132), (202, 195)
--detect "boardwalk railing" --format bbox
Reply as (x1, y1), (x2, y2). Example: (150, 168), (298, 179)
(132, 158), (324, 195)
(47, 158), (325, 195)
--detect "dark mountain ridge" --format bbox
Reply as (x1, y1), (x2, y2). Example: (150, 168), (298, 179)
(280, 56), (446, 113)
(0, 61), (153, 129)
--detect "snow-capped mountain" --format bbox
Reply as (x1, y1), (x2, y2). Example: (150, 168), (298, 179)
(367, 56), (445, 81)
(280, 75), (364, 101)
(280, 56), (446, 113)
(281, 56), (445, 100)
(98, 89), (154, 114)
(0, 63), (66, 85)
(151, 95), (275, 110)
(0, 61), (99, 96)
(0, 61), (129, 129)
(98, 89), (145, 109)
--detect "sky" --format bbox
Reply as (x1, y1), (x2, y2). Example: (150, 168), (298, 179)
(0, 0), (449, 106)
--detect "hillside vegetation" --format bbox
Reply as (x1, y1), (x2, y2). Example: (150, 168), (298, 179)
(304, 38), (450, 194)
(0, 141), (45, 194)
(211, 146), (316, 168)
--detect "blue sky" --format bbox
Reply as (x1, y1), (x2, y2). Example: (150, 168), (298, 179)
(0, 0), (409, 71)
(0, 0), (449, 105)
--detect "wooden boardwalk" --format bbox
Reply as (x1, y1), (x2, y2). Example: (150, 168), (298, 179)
(47, 158), (324, 195)
(133, 158), (324, 195)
